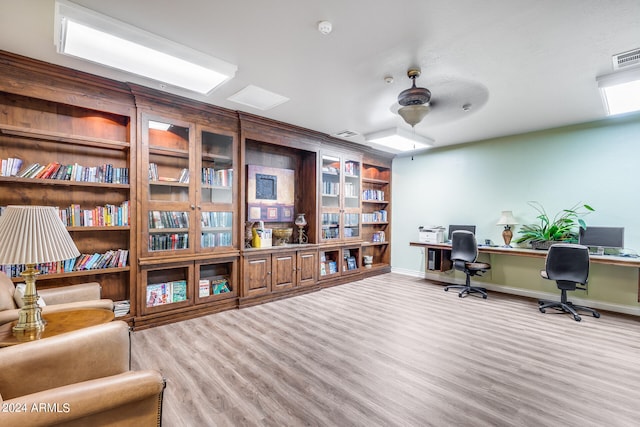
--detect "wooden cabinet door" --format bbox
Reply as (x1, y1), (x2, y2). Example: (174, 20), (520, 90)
(243, 254), (272, 297)
(272, 252), (296, 291)
(297, 250), (317, 287)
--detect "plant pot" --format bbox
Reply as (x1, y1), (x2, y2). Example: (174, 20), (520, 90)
(531, 240), (562, 250)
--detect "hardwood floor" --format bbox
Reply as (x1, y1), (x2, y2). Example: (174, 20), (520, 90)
(131, 273), (640, 427)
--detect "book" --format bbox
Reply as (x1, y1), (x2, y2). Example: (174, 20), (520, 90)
(172, 280), (187, 302)
(211, 277), (230, 295)
(146, 283), (167, 307)
(199, 279), (210, 297)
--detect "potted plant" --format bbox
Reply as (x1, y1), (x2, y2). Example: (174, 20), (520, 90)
(515, 201), (594, 249)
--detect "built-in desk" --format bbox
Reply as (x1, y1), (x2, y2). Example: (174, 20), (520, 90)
(410, 241), (640, 302)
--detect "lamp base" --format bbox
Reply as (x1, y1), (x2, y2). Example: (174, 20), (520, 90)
(12, 264), (46, 334)
(502, 226), (513, 248)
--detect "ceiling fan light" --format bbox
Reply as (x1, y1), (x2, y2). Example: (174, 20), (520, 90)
(398, 104), (430, 127)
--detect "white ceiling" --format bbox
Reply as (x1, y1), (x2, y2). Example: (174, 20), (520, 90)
(1, 0), (639, 153)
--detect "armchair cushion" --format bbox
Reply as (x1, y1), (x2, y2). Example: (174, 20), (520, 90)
(0, 273), (114, 326)
(0, 273), (15, 311)
(13, 283), (46, 308)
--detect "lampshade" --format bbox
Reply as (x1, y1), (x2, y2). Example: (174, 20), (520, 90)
(398, 105), (431, 127)
(0, 206), (80, 265)
(496, 210), (518, 226)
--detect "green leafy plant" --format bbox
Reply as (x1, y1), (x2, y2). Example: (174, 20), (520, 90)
(515, 201), (594, 244)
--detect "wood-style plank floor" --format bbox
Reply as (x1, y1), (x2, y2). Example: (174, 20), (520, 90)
(131, 273), (640, 427)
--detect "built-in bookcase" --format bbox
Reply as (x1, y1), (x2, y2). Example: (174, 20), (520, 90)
(0, 90), (136, 318)
(361, 162), (391, 272)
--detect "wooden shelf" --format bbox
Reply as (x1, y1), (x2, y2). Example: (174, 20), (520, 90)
(68, 226), (130, 232)
(362, 222), (389, 226)
(362, 199), (388, 204)
(362, 241), (389, 247)
(362, 177), (389, 185)
(0, 176), (130, 189)
(0, 123), (129, 150)
(149, 145), (189, 157)
(10, 267), (131, 283)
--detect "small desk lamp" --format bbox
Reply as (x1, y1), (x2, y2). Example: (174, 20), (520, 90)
(0, 206), (80, 336)
(496, 210), (518, 248)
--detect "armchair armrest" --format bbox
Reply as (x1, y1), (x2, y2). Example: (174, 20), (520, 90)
(38, 282), (103, 305)
(0, 370), (165, 427)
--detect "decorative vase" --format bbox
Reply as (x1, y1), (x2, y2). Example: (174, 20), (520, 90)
(294, 213), (307, 244)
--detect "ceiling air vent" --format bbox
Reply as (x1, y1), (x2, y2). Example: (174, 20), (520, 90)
(612, 48), (640, 70)
(333, 130), (359, 138)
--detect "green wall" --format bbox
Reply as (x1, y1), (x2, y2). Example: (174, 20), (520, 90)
(391, 113), (640, 313)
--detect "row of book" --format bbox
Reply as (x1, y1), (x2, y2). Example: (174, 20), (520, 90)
(148, 164), (190, 184)
(148, 233), (189, 251)
(322, 180), (339, 196)
(371, 230), (387, 242)
(198, 276), (231, 297)
(362, 189), (385, 201)
(201, 211), (232, 228)
(1, 157), (23, 176)
(58, 201), (130, 227)
(344, 182), (358, 198)
(149, 210), (190, 229)
(201, 232), (232, 248)
(344, 161), (359, 177)
(202, 167), (233, 187)
(16, 162), (129, 184)
(362, 210), (388, 223)
(0, 249), (129, 278)
(146, 280), (187, 307)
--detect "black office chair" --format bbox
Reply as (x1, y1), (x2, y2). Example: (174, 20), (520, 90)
(538, 243), (601, 322)
(444, 230), (491, 298)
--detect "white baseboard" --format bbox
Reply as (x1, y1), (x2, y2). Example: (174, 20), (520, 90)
(391, 267), (640, 317)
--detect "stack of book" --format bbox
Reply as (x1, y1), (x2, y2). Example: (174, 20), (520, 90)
(113, 300), (130, 317)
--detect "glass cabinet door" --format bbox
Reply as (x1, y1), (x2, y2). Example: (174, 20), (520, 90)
(321, 213), (341, 240)
(200, 210), (233, 249)
(142, 115), (195, 257)
(197, 128), (236, 252)
(321, 155), (340, 209)
(146, 119), (192, 203)
(200, 130), (234, 204)
(342, 158), (361, 240)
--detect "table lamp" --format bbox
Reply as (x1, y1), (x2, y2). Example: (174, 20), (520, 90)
(496, 210), (518, 248)
(0, 206), (80, 335)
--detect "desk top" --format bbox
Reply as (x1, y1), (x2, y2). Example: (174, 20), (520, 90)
(409, 241), (640, 268)
(0, 308), (115, 347)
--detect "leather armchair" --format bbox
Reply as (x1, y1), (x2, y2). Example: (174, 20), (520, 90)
(0, 321), (165, 426)
(0, 271), (114, 326)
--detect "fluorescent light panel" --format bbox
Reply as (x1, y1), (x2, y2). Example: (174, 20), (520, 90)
(227, 85), (289, 110)
(364, 128), (433, 153)
(54, 0), (237, 95)
(597, 68), (640, 116)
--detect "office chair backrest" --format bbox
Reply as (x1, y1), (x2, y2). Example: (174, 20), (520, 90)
(451, 230), (478, 264)
(544, 243), (589, 284)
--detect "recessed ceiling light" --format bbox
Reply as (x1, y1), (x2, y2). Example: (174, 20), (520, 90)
(227, 85), (289, 111)
(54, 0), (237, 95)
(597, 67), (640, 116)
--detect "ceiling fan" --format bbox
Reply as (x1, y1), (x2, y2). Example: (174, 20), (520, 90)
(393, 67), (490, 128)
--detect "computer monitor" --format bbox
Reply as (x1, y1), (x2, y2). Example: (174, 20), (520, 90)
(448, 224), (476, 241)
(579, 226), (624, 249)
